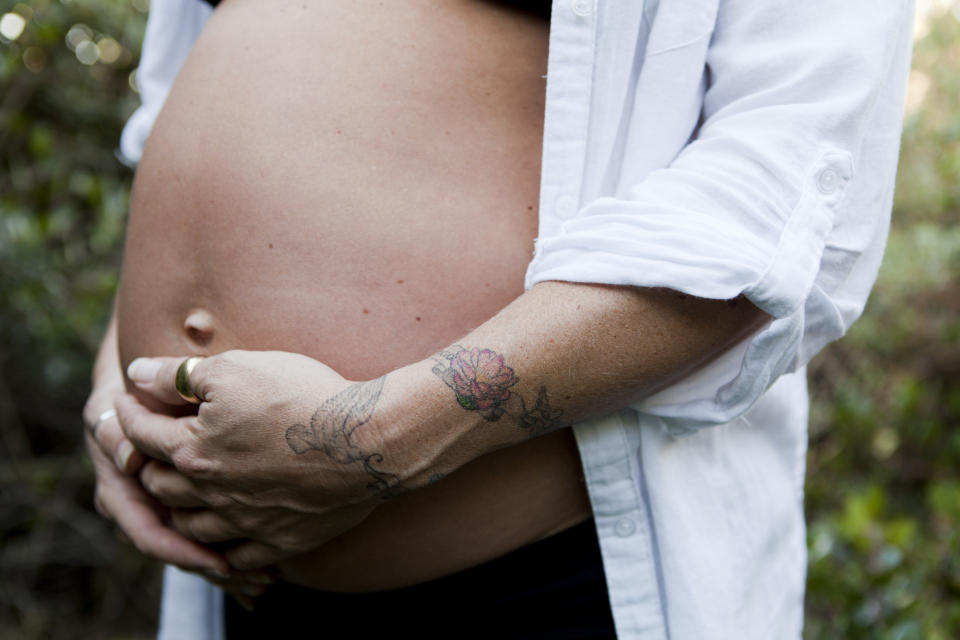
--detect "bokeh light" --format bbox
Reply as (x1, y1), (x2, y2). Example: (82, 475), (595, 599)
(75, 39), (99, 65)
(0, 12), (27, 41)
(96, 36), (121, 64)
(22, 45), (46, 72)
(64, 23), (92, 51)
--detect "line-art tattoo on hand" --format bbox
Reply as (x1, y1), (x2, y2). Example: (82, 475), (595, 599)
(431, 345), (564, 437)
(285, 377), (405, 500)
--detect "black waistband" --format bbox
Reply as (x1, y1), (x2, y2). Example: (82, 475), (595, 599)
(224, 519), (616, 639)
(200, 0), (551, 18)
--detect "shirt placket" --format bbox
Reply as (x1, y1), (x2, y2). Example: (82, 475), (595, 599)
(530, 0), (600, 264)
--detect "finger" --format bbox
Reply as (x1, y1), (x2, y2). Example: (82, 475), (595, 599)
(232, 594), (256, 612)
(91, 410), (147, 475)
(209, 579), (268, 599)
(127, 355), (216, 406)
(200, 567), (277, 588)
(226, 541), (286, 572)
(189, 567), (276, 598)
(90, 441), (229, 575)
(170, 508), (244, 544)
(83, 389), (147, 475)
(114, 394), (186, 465)
(140, 460), (207, 508)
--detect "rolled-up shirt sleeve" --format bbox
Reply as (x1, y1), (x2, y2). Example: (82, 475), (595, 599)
(526, 1), (914, 432)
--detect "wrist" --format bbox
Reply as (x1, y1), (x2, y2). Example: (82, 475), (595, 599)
(373, 355), (518, 494)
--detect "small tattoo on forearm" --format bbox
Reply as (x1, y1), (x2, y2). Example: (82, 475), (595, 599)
(286, 377), (405, 500)
(516, 385), (563, 438)
(431, 345), (564, 437)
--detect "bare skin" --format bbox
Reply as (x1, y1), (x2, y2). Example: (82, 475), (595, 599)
(88, 0), (770, 600)
(105, 0), (593, 592)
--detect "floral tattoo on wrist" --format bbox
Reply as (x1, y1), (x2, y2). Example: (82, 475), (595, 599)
(431, 345), (564, 437)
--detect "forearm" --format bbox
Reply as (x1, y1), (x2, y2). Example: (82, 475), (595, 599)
(91, 298), (122, 388)
(376, 281), (770, 491)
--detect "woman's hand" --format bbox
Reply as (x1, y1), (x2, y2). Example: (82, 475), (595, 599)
(83, 376), (230, 576)
(115, 350), (387, 570)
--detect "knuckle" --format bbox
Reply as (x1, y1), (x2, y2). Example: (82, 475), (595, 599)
(172, 448), (214, 478)
(273, 530), (304, 554)
(175, 513), (206, 542)
(81, 399), (97, 429)
(206, 491), (232, 511)
(230, 546), (268, 571)
(204, 354), (231, 381)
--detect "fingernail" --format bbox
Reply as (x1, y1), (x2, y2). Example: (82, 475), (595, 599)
(115, 440), (135, 471)
(127, 358), (161, 384)
(247, 573), (275, 585)
(211, 569), (231, 579)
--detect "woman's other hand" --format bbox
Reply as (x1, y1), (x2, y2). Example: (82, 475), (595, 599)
(83, 377), (230, 576)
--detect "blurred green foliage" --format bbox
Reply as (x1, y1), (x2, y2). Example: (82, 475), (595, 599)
(804, 9), (960, 639)
(0, 0), (958, 639)
(0, 0), (156, 638)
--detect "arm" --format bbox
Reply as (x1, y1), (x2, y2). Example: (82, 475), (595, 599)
(116, 282), (766, 569)
(528, 0), (914, 432)
(360, 282), (768, 492)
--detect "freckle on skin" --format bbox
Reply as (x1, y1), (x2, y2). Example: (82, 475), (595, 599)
(527, 205), (533, 211)
(363, 308), (370, 315)
(268, 243), (273, 249)
(396, 279), (404, 284)
(416, 316), (421, 322)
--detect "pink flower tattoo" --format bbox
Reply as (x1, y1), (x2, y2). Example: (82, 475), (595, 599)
(431, 345), (518, 419)
(431, 344), (563, 434)
(449, 347), (518, 411)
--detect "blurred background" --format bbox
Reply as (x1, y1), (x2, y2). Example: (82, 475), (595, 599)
(0, 0), (957, 638)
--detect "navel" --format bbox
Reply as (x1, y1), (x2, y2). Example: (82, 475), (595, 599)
(183, 308), (216, 346)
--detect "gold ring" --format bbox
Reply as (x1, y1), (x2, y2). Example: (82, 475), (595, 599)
(89, 408), (117, 437)
(175, 356), (205, 404)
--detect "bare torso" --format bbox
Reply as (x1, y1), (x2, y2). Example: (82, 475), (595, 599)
(117, 0), (591, 592)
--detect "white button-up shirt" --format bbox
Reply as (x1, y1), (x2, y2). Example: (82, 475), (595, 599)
(122, 1), (914, 638)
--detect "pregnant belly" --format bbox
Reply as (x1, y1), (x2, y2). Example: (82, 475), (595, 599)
(116, 0), (591, 591)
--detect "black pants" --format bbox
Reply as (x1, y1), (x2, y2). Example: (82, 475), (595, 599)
(224, 519), (617, 639)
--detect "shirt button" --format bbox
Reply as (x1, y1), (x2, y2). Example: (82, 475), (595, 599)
(571, 0), (594, 17)
(555, 194), (577, 220)
(614, 518), (636, 537)
(817, 167), (841, 194)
